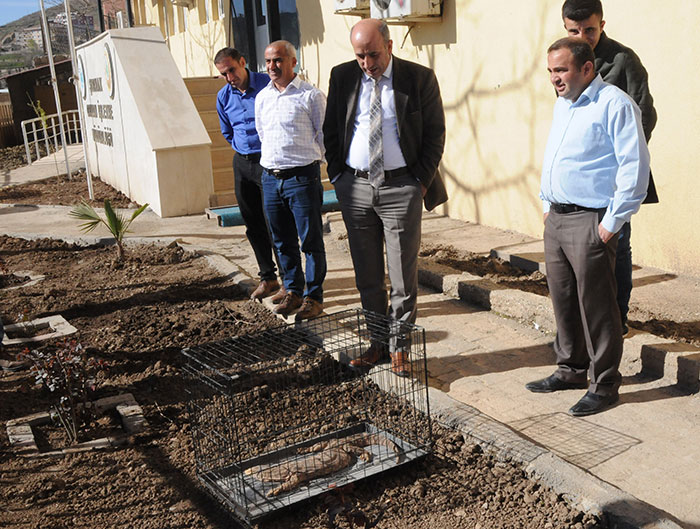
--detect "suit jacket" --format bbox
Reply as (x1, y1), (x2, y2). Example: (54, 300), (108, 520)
(323, 56), (447, 211)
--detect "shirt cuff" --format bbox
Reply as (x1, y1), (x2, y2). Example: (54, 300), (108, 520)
(601, 213), (624, 234)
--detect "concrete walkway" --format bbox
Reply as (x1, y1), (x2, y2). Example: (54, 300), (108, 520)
(2, 144), (86, 188)
(2, 152), (699, 528)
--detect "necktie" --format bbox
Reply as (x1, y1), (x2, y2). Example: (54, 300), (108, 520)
(368, 77), (384, 189)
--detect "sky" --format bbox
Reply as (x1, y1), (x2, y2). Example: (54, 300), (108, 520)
(0, 0), (42, 27)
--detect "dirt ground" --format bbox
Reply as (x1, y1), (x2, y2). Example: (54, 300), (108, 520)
(0, 171), (133, 208)
(0, 237), (606, 528)
(419, 244), (549, 296)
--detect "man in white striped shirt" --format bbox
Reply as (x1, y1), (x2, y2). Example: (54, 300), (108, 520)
(255, 40), (327, 321)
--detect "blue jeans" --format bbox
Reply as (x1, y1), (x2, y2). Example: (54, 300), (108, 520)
(615, 222), (632, 326)
(262, 166), (326, 302)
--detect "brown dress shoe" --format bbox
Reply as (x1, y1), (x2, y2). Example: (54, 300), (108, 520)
(390, 350), (411, 378)
(274, 291), (302, 316)
(270, 286), (288, 304)
(250, 279), (280, 301)
(294, 297), (323, 321)
(350, 342), (387, 368)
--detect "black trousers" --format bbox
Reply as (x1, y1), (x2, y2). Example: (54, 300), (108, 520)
(233, 152), (279, 281)
(544, 209), (623, 397)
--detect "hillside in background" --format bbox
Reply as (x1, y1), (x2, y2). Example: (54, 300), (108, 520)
(0, 5), (65, 41)
(0, 1), (99, 42)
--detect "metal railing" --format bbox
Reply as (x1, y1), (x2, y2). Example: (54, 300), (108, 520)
(21, 110), (82, 165)
(0, 102), (17, 148)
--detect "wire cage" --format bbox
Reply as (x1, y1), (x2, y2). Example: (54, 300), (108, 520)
(181, 308), (432, 525)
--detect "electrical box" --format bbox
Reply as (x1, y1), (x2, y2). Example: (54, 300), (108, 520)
(370, 0), (441, 21)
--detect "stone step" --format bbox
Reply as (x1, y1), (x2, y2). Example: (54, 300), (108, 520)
(208, 130), (230, 149)
(183, 76), (225, 96)
(190, 93), (217, 112)
(211, 168), (235, 198)
(417, 259), (700, 393)
(211, 146), (234, 171)
(490, 239), (546, 274)
(200, 110), (221, 130)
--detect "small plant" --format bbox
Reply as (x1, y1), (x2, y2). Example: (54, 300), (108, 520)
(69, 199), (149, 261)
(18, 341), (108, 444)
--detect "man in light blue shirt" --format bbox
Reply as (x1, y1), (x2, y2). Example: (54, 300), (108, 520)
(526, 37), (649, 416)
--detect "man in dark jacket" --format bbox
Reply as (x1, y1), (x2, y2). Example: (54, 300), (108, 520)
(561, 0), (657, 334)
(323, 18), (446, 376)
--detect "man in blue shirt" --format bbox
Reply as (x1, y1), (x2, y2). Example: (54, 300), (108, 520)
(526, 38), (649, 416)
(214, 47), (282, 302)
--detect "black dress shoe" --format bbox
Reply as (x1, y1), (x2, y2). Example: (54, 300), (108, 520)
(568, 392), (619, 416)
(525, 374), (588, 393)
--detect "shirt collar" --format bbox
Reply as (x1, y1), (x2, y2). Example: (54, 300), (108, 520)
(247, 70), (266, 93)
(363, 57), (393, 83)
(267, 74), (301, 93)
(571, 73), (604, 107)
(228, 69), (261, 96)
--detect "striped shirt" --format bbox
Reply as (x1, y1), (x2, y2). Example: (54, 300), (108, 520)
(255, 75), (326, 170)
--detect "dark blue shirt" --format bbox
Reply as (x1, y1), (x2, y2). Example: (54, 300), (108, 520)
(216, 70), (270, 155)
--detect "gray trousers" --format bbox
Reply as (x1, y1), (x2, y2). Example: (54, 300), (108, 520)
(334, 169), (423, 327)
(544, 209), (623, 397)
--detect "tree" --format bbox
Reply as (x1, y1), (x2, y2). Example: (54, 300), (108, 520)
(69, 199), (149, 262)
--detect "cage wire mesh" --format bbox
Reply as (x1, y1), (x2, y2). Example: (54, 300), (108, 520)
(181, 308), (432, 524)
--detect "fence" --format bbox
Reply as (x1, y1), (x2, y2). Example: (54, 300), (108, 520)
(0, 102), (17, 148)
(21, 110), (82, 164)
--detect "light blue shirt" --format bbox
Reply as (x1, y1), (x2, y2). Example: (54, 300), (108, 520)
(540, 74), (650, 233)
(346, 58), (407, 173)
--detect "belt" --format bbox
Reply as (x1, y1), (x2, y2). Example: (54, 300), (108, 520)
(236, 151), (261, 162)
(550, 203), (605, 214)
(346, 165), (410, 180)
(264, 161), (319, 179)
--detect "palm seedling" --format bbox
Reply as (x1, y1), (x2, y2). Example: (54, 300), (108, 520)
(69, 199), (149, 261)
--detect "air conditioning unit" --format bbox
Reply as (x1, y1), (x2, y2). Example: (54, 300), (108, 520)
(170, 0), (194, 7)
(334, 0), (370, 14)
(370, 0), (441, 21)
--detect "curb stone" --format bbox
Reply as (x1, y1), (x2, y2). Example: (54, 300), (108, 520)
(427, 388), (685, 529)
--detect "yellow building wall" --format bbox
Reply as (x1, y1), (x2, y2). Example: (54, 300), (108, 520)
(135, 0), (700, 277)
(133, 0), (227, 77)
(298, 0), (700, 277)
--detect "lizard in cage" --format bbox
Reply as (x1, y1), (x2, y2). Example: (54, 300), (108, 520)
(244, 432), (402, 497)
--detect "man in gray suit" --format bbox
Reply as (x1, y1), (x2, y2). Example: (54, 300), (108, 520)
(323, 18), (446, 376)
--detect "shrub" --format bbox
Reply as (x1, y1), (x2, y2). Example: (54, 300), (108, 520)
(18, 341), (108, 444)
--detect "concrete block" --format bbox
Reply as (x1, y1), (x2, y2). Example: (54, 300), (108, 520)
(117, 403), (148, 434)
(641, 341), (700, 391)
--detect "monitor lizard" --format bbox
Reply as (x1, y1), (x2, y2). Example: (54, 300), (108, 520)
(244, 432), (401, 497)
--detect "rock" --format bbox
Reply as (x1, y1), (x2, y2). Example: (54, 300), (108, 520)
(453, 508), (467, 517)
(168, 499), (194, 512)
(409, 483), (426, 498)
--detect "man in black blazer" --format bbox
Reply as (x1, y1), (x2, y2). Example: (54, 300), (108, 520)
(323, 18), (446, 376)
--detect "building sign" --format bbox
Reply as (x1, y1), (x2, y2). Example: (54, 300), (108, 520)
(76, 27), (213, 217)
(77, 34), (126, 197)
